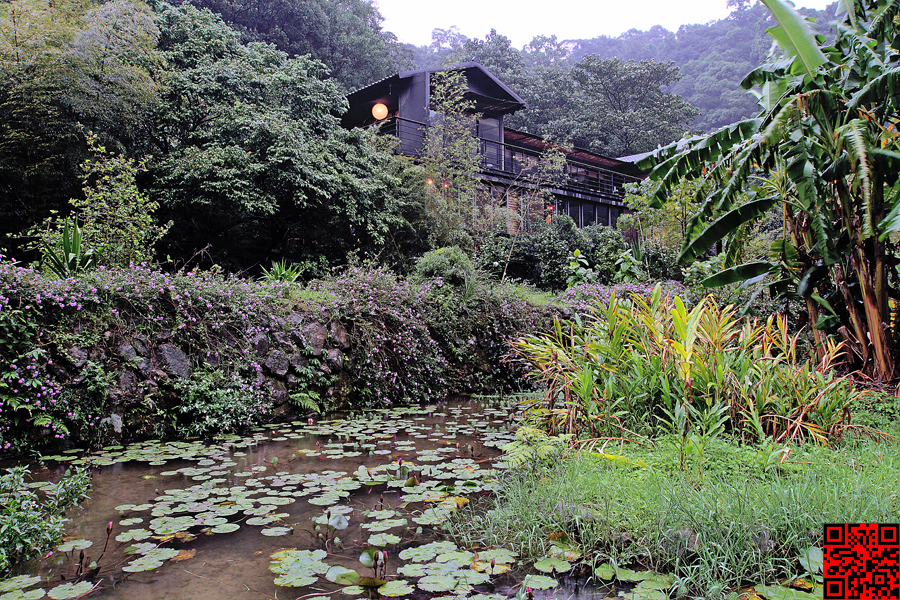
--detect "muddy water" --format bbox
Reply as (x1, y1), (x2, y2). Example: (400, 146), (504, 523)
(12, 398), (616, 600)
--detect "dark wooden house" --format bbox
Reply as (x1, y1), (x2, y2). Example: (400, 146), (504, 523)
(342, 63), (644, 229)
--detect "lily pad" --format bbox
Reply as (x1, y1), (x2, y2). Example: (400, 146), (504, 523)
(210, 523), (240, 534)
(533, 556), (571, 573)
(798, 546), (823, 575)
(522, 574), (557, 590)
(0, 577), (42, 594)
(0, 589), (45, 600)
(116, 529), (151, 543)
(325, 566), (360, 586)
(56, 539), (92, 553)
(47, 582), (94, 600)
(367, 533), (401, 546)
(123, 556), (164, 573)
(378, 580), (414, 597)
(594, 563), (615, 581)
(755, 585), (820, 600)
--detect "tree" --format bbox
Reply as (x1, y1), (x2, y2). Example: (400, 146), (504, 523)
(0, 0), (160, 253)
(641, 0), (900, 380)
(178, 0), (408, 90)
(146, 4), (408, 268)
(568, 56), (699, 156)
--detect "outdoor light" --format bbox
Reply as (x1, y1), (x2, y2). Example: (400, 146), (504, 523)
(371, 103), (388, 120)
(426, 178), (434, 185)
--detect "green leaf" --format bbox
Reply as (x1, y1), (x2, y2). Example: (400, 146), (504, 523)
(701, 262), (774, 288)
(799, 546), (823, 575)
(47, 582), (94, 600)
(678, 196), (779, 264)
(760, 0), (828, 77)
(325, 566), (360, 586)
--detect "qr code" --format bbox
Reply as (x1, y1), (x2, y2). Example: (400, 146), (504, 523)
(824, 523), (900, 599)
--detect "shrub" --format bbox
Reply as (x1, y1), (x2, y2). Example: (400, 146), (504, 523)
(514, 285), (863, 451)
(580, 225), (625, 284)
(0, 466), (91, 575)
(174, 368), (269, 438)
(413, 246), (475, 286)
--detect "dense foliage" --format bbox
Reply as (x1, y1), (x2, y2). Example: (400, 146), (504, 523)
(642, 0), (900, 381)
(0, 466), (91, 574)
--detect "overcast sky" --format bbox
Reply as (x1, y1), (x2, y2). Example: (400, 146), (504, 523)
(374, 0), (837, 48)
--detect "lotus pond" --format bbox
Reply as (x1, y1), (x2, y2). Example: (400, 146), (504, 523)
(1, 398), (654, 600)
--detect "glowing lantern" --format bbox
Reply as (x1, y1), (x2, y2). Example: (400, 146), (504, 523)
(371, 103), (389, 120)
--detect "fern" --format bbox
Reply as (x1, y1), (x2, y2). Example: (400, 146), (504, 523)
(501, 426), (572, 468)
(289, 391), (321, 413)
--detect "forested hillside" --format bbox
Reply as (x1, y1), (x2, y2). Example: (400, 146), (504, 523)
(410, 1), (837, 134)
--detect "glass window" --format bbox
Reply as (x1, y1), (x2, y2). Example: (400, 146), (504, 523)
(596, 204), (609, 226)
(582, 203), (595, 226)
(567, 201), (581, 227)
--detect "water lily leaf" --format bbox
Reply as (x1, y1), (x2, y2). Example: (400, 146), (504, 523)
(122, 557), (164, 573)
(435, 550), (474, 564)
(144, 548), (181, 561)
(471, 561), (510, 574)
(328, 515), (350, 530)
(119, 518), (143, 526)
(594, 563), (616, 581)
(340, 586), (364, 596)
(614, 568), (657, 582)
(475, 548), (517, 564)
(47, 582), (93, 600)
(56, 539), (92, 553)
(522, 574), (557, 590)
(798, 546), (823, 575)
(0, 588), (45, 600)
(261, 527), (292, 536)
(533, 556), (571, 573)
(635, 573), (674, 591)
(210, 523), (240, 534)
(325, 566), (360, 585)
(377, 580), (414, 597)
(357, 578), (387, 588)
(246, 516), (280, 526)
(269, 549), (329, 586)
(360, 518), (406, 532)
(398, 541), (457, 562)
(396, 564), (427, 578)
(170, 549), (197, 562)
(548, 543), (581, 561)
(629, 587), (667, 600)
(116, 529), (151, 543)
(272, 572), (317, 588)
(416, 575), (462, 593)
(367, 532), (401, 547)
(0, 577), (42, 593)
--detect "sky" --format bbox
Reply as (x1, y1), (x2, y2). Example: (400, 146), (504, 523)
(374, 0), (837, 48)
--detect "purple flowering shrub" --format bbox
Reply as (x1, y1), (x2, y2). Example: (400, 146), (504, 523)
(557, 281), (692, 315)
(0, 259), (290, 450)
(312, 264), (550, 405)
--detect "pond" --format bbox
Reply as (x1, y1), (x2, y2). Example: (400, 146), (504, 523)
(3, 397), (622, 600)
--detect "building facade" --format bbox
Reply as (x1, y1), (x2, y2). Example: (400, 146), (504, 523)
(342, 63), (644, 229)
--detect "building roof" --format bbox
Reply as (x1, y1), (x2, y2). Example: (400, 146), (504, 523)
(345, 62), (527, 123)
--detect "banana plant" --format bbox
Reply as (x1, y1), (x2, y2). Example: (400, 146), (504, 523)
(42, 219), (96, 279)
(639, 0), (900, 381)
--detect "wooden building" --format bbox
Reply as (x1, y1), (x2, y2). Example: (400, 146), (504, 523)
(342, 63), (644, 229)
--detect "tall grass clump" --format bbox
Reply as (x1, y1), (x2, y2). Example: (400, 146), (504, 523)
(512, 284), (865, 459)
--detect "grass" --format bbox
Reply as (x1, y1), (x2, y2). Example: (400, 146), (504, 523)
(449, 432), (900, 598)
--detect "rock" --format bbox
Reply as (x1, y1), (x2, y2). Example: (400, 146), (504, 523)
(264, 349), (290, 378)
(155, 329), (172, 342)
(118, 342), (137, 361)
(330, 321), (350, 349)
(156, 344), (190, 379)
(132, 335), (149, 356)
(134, 358), (153, 378)
(119, 371), (137, 393)
(300, 322), (327, 356)
(66, 347), (88, 369)
(150, 369), (170, 383)
(249, 330), (269, 357)
(290, 353), (309, 371)
(286, 311), (305, 327)
(326, 348), (343, 370)
(285, 374), (300, 390)
(100, 413), (123, 434)
(267, 380), (289, 406)
(200, 352), (219, 369)
(273, 332), (294, 353)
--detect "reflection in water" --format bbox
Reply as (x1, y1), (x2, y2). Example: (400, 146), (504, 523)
(12, 399), (618, 600)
